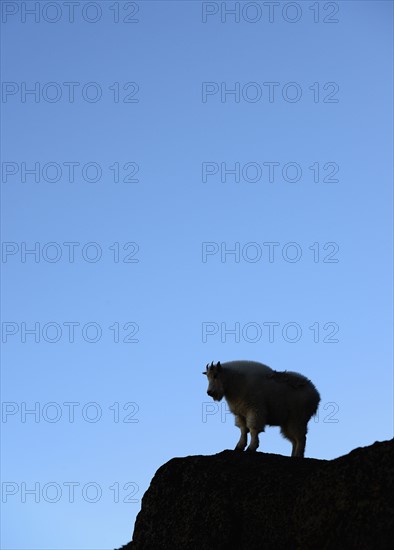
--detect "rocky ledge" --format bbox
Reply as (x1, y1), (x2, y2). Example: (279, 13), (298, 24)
(117, 439), (394, 550)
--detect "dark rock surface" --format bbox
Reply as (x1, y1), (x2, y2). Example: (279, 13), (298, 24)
(117, 439), (394, 550)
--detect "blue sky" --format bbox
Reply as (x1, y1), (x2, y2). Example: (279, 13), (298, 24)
(1, 1), (393, 549)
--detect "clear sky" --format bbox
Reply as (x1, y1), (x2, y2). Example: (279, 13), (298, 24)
(1, 1), (393, 549)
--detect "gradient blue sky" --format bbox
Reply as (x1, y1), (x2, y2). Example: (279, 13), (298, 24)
(1, 1), (393, 549)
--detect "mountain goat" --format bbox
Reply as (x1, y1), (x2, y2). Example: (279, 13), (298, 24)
(203, 360), (320, 457)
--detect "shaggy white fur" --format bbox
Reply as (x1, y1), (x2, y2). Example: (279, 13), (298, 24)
(203, 360), (320, 457)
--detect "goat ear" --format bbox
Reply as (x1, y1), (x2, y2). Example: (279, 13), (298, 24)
(217, 361), (222, 370)
(202, 371), (207, 375)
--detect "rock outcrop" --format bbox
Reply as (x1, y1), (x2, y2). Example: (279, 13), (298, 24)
(117, 439), (394, 550)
